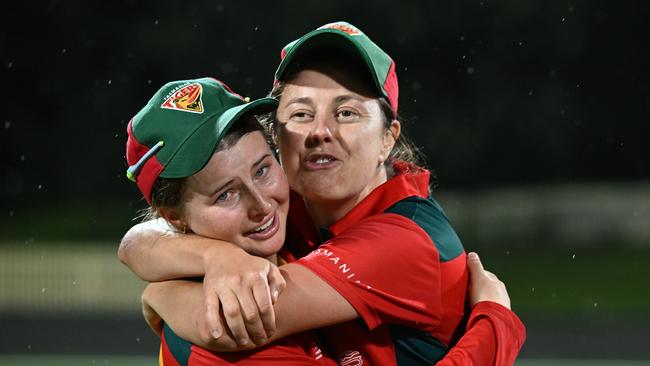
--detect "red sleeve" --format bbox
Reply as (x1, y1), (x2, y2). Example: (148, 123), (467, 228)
(296, 213), (443, 330)
(437, 302), (526, 366)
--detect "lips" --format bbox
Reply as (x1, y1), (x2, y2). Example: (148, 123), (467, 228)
(302, 152), (340, 171)
(245, 212), (279, 240)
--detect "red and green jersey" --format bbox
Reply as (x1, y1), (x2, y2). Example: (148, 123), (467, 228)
(284, 161), (470, 365)
(160, 160), (526, 365)
(160, 324), (337, 365)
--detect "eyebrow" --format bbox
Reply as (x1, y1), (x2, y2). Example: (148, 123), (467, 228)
(284, 96), (314, 108)
(334, 94), (367, 104)
(208, 153), (272, 198)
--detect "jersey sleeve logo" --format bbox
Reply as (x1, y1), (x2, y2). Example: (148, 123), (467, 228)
(161, 83), (204, 114)
(319, 22), (362, 36)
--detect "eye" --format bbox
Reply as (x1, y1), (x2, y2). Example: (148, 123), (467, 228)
(336, 108), (359, 122)
(289, 110), (313, 123)
(255, 165), (269, 178)
(215, 191), (231, 203)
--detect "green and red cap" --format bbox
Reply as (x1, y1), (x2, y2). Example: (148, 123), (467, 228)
(125, 77), (277, 203)
(274, 21), (399, 115)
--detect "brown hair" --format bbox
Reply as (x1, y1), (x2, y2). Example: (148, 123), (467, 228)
(140, 115), (267, 227)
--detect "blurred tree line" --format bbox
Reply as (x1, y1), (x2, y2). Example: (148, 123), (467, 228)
(1, 0), (648, 240)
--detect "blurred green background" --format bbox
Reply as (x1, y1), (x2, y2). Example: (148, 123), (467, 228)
(1, 0), (648, 364)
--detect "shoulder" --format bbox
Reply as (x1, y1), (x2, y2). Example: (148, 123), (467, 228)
(385, 196), (464, 262)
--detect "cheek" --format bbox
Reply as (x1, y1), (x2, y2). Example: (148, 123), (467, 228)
(187, 206), (243, 242)
(277, 129), (302, 171)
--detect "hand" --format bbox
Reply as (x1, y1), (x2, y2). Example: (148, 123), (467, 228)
(467, 252), (511, 310)
(201, 246), (286, 347)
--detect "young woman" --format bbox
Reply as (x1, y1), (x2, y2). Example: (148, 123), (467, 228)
(126, 77), (339, 365)
(122, 22), (526, 365)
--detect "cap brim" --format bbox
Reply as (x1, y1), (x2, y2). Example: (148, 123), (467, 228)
(275, 30), (382, 95)
(161, 97), (278, 178)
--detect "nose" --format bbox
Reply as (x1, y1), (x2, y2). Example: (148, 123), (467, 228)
(247, 186), (273, 220)
(305, 113), (334, 148)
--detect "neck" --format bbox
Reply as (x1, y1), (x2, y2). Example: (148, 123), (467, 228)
(304, 167), (388, 229)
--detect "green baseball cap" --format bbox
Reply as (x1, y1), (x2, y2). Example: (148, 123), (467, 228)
(125, 77), (277, 203)
(274, 21), (399, 114)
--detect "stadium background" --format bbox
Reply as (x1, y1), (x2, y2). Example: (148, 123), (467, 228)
(1, 0), (648, 364)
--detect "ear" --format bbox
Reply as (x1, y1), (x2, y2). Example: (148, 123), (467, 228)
(379, 119), (401, 165)
(158, 207), (187, 233)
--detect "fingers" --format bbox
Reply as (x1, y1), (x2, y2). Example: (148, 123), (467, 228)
(466, 251), (512, 310)
(267, 265), (287, 304)
(204, 288), (223, 340)
(235, 284), (269, 345)
(466, 252), (485, 276)
(252, 275), (276, 339)
(220, 289), (253, 347)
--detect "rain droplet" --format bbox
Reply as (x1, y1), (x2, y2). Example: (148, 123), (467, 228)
(572, 254), (576, 259)
(576, 83), (580, 88)
(154, 19), (159, 26)
(72, 281), (77, 286)
(518, 41), (523, 46)
(254, 26), (259, 31)
(528, 91), (533, 96)
(479, 1), (484, 6)
(506, 250), (510, 255)
(27, 344), (32, 350)
(561, 17), (566, 22)
(9, 211), (14, 217)
(193, 24), (198, 28)
(41, 288), (46, 293)
(62, 48), (67, 54)
(37, 184), (43, 190)
(460, 35), (465, 41)
(4, 121), (10, 129)
(568, 6), (574, 13)
(136, 337), (141, 342)
(467, 66), (475, 75)
(461, 55), (466, 60)
(531, 287), (535, 292)
(107, 79), (112, 85)
(551, 292), (557, 298)
(147, 79), (152, 84)
(7, 61), (13, 69)
(593, 302), (598, 308)
(114, 133), (118, 138)
(20, 155), (25, 162)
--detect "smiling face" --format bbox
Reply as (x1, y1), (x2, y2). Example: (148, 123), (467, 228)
(173, 129), (289, 260)
(275, 62), (399, 226)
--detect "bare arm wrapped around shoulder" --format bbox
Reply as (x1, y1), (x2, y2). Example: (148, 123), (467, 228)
(117, 218), (238, 281)
(143, 263), (357, 351)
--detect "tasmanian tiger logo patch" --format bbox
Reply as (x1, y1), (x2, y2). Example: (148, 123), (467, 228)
(161, 83), (204, 114)
(319, 22), (362, 36)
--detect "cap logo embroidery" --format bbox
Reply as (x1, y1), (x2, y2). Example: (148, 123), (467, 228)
(161, 83), (204, 114)
(319, 23), (361, 36)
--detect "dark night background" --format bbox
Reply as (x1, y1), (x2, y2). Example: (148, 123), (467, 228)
(1, 0), (649, 363)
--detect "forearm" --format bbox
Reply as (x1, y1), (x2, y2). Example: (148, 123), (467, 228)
(146, 263), (356, 352)
(117, 218), (237, 281)
(437, 302), (526, 366)
(142, 280), (226, 347)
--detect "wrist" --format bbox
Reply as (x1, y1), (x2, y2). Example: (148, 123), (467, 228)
(202, 240), (242, 271)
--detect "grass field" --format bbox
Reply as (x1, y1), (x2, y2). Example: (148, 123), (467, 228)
(1, 356), (649, 366)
